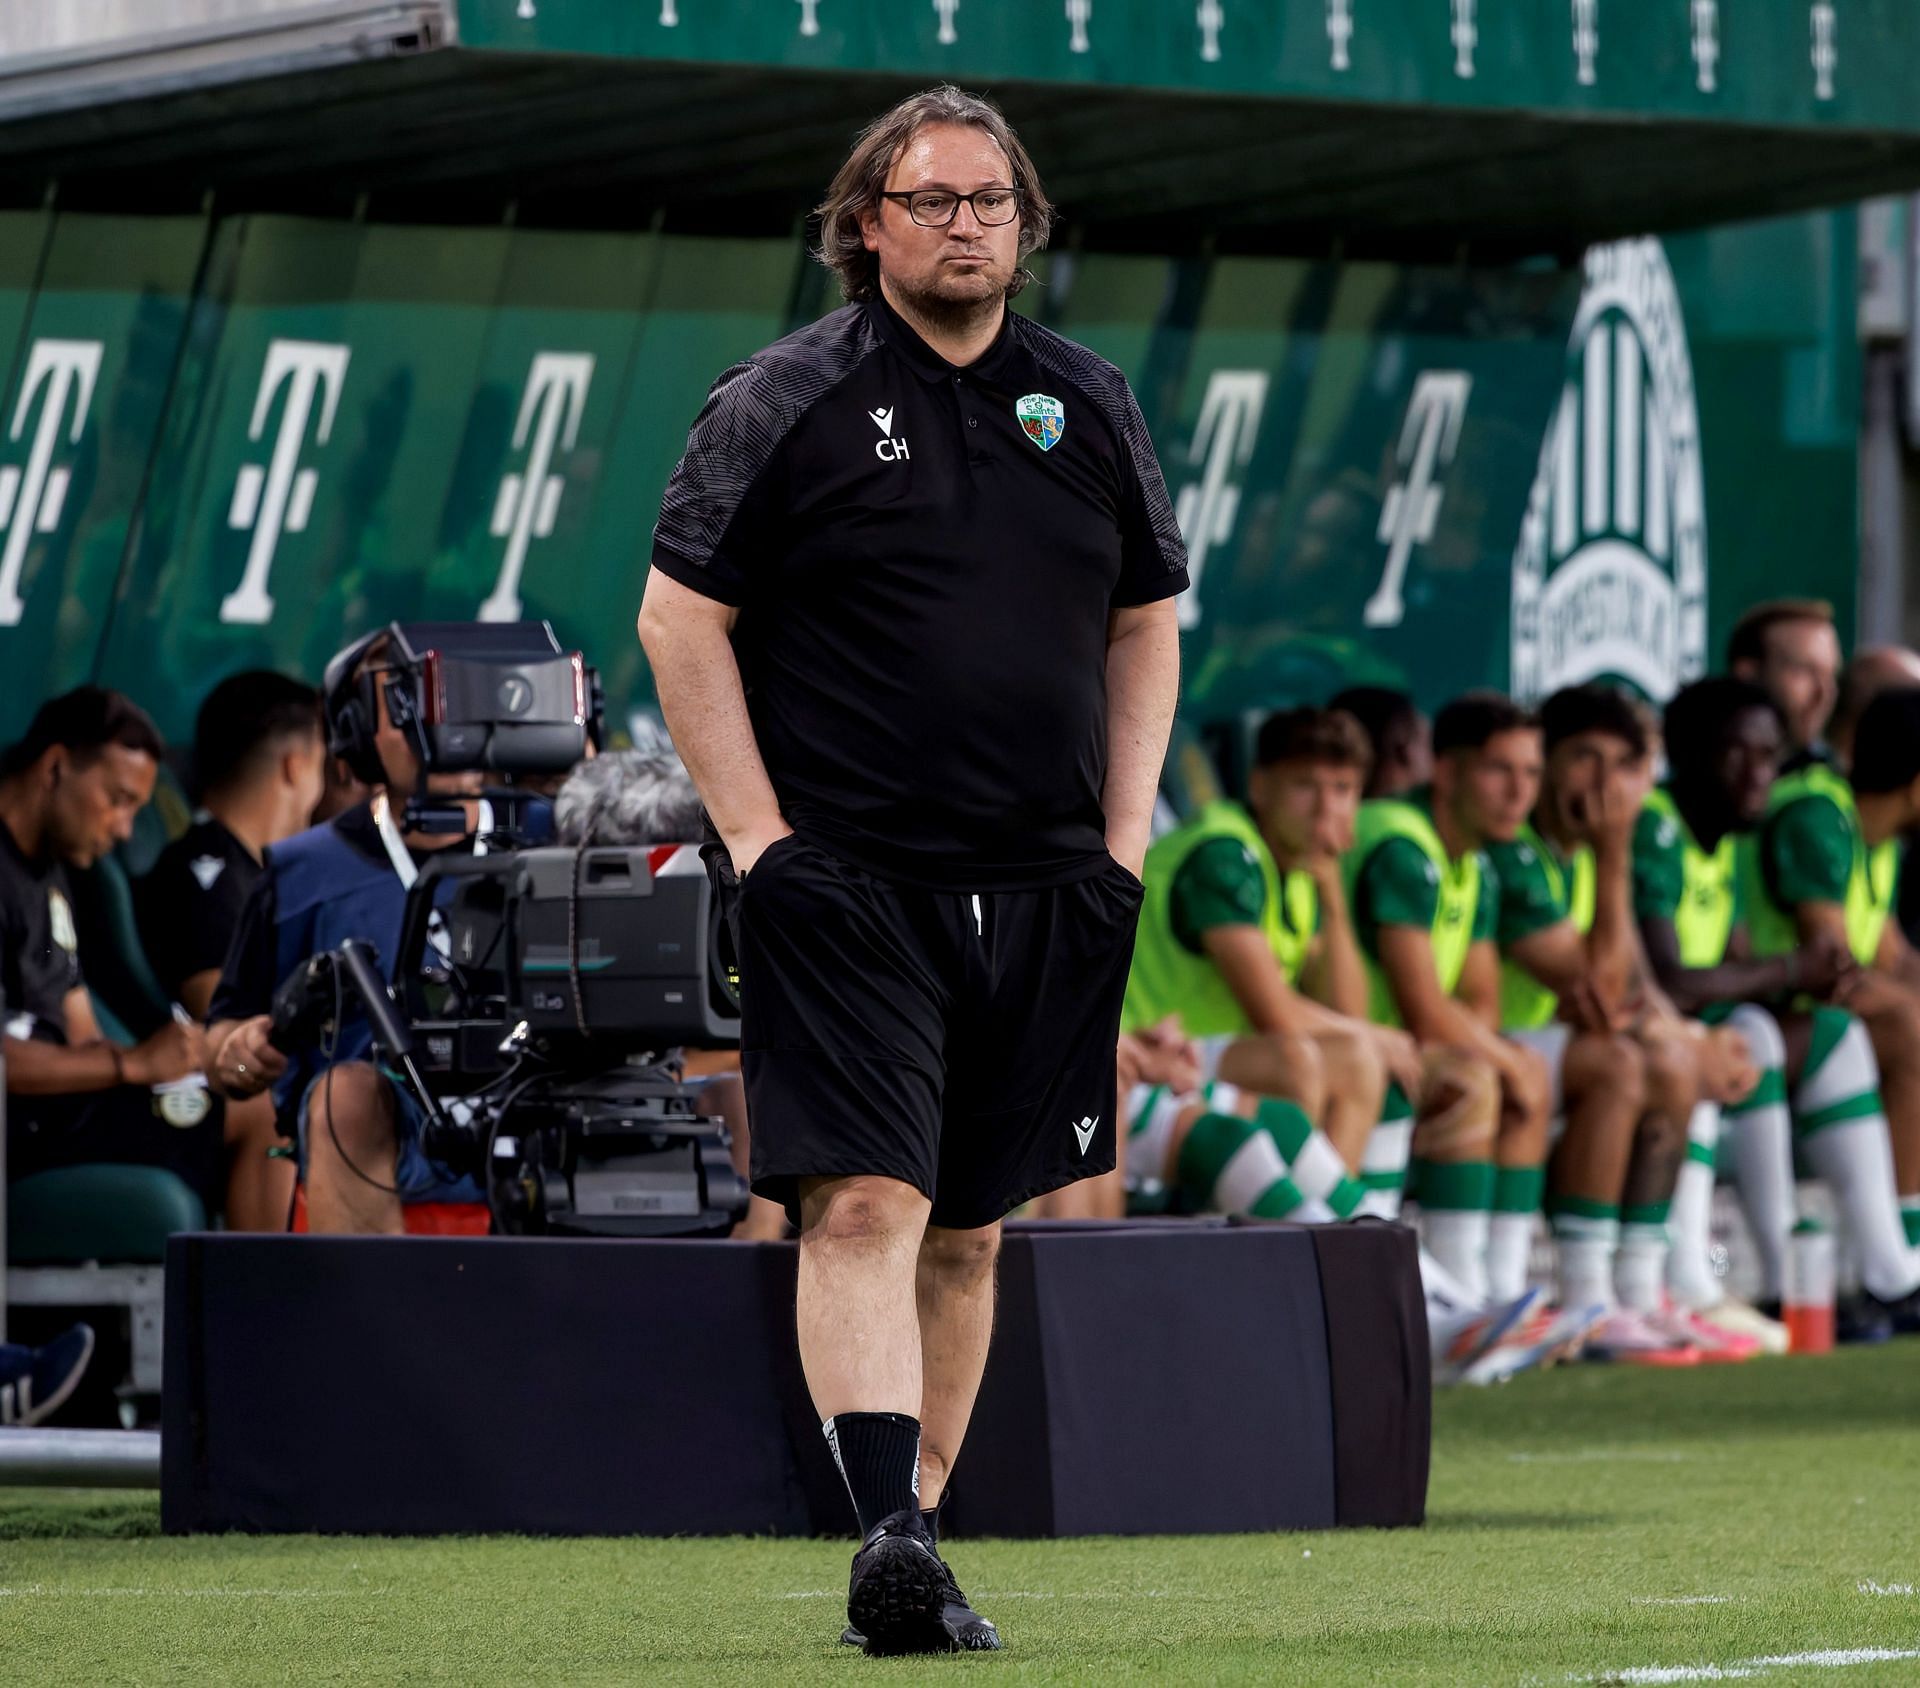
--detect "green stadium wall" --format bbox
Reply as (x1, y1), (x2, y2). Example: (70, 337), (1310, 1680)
(0, 210), (1858, 755)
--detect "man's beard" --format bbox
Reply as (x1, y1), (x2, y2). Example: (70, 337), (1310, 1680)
(887, 258), (1015, 335)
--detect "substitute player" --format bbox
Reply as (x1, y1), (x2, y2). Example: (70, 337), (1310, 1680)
(639, 86), (1186, 1655)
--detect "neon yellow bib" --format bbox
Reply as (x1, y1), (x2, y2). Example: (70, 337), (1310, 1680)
(1345, 795), (1481, 1029)
(1748, 765), (1899, 967)
(1123, 800), (1318, 1037)
(1497, 823), (1595, 1031)
(1642, 787), (1739, 968)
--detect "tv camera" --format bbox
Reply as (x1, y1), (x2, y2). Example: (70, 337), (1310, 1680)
(270, 620), (748, 1237)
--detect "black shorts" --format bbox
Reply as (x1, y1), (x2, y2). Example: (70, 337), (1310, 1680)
(7, 1084), (227, 1217)
(714, 834), (1142, 1230)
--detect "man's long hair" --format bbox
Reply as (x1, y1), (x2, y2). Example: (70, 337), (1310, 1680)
(812, 84), (1055, 303)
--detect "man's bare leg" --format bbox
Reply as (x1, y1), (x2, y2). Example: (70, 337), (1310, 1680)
(223, 1091), (296, 1232)
(796, 1174), (931, 1421)
(1306, 1024), (1388, 1171)
(1411, 1050), (1501, 1302)
(914, 1222), (1002, 1511)
(303, 1063), (404, 1236)
(1217, 1032), (1325, 1124)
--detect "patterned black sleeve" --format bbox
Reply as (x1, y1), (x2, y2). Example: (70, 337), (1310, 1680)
(1024, 328), (1190, 607)
(650, 308), (877, 606)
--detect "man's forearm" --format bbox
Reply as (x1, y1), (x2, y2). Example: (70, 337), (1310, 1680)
(1309, 878), (1369, 1020)
(1102, 605), (1180, 873)
(3, 1034), (120, 1097)
(639, 608), (785, 858)
(1585, 840), (1636, 1006)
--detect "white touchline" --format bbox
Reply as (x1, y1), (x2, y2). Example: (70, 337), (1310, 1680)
(0, 1586), (392, 1598)
(1509, 1449), (1692, 1464)
(1631, 1595), (1733, 1606)
(1856, 1580), (1915, 1595)
(1569, 1646), (1920, 1684)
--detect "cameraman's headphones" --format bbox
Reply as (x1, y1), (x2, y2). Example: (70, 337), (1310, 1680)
(322, 626), (403, 787)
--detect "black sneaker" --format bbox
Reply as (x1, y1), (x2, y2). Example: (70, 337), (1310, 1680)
(845, 1510), (956, 1657)
(1836, 1294), (1894, 1346)
(1864, 1283), (1920, 1336)
(841, 1556), (1001, 1652)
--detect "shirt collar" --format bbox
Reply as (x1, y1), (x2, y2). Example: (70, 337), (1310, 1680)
(866, 289), (1018, 385)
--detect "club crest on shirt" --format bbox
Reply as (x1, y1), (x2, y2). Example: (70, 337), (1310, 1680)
(1015, 392), (1065, 452)
(190, 855), (227, 891)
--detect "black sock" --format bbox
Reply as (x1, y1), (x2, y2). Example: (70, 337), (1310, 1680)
(823, 1412), (921, 1535)
(921, 1503), (940, 1546)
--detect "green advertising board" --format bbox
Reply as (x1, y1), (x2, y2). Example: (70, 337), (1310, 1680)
(0, 208), (1863, 781)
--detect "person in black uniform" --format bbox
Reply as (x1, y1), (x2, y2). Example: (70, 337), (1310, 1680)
(639, 86), (1187, 1655)
(0, 690), (217, 1211)
(138, 670), (326, 1018)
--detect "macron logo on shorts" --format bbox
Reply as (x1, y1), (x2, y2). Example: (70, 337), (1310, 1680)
(1072, 1114), (1099, 1155)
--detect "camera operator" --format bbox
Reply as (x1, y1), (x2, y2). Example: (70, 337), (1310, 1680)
(204, 634), (489, 1235)
(556, 749), (784, 1241)
(0, 689), (219, 1211)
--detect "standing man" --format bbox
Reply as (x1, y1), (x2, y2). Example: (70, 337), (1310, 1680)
(638, 86), (1185, 1656)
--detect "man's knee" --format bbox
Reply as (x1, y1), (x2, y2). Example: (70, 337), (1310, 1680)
(304, 1063), (396, 1159)
(1567, 1032), (1646, 1113)
(799, 1174), (931, 1250)
(1415, 1050), (1499, 1160)
(1639, 1030), (1700, 1118)
(920, 1220), (1001, 1282)
(1319, 1024), (1385, 1098)
(1864, 992), (1920, 1070)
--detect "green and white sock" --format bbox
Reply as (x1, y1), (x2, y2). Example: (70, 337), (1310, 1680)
(1176, 1108), (1307, 1219)
(1725, 1004), (1794, 1302)
(1795, 1008), (1920, 1303)
(1413, 1157), (1496, 1305)
(1487, 1165), (1546, 1302)
(1358, 1083), (1416, 1219)
(1903, 1198), (1920, 1251)
(1548, 1194), (1620, 1313)
(1252, 1099), (1366, 1220)
(1616, 1203), (1671, 1314)
(1667, 1098), (1724, 1310)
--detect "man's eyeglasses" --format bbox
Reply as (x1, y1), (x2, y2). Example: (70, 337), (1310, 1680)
(879, 188), (1021, 228)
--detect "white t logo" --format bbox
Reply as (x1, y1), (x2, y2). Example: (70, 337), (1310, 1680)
(1327, 0), (1353, 71)
(1173, 370), (1268, 632)
(1196, 0), (1223, 62)
(480, 351), (594, 623)
(1811, 4), (1837, 101)
(1571, 0), (1598, 86)
(1066, 0), (1091, 53)
(221, 339), (350, 625)
(0, 338), (102, 628)
(1691, 0), (1719, 93)
(1366, 371), (1472, 628)
(1451, 0), (1477, 79)
(934, 0), (959, 44)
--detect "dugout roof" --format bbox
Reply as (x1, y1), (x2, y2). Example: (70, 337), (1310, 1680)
(6, 1), (1920, 255)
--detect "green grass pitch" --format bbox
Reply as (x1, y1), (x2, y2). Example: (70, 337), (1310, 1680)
(5, 1344), (1918, 1684)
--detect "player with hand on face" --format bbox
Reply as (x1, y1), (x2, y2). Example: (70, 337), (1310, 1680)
(1124, 707), (1421, 1205)
(1489, 685), (1757, 1365)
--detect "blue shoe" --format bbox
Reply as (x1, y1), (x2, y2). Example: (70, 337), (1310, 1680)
(0, 1323), (95, 1427)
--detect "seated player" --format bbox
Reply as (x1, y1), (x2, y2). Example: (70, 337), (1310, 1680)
(1124, 708), (1421, 1197)
(1109, 1020), (1542, 1380)
(138, 671), (326, 1017)
(1636, 677), (1916, 1341)
(1328, 686), (1432, 801)
(136, 671), (323, 1231)
(1726, 597), (1841, 769)
(1343, 694), (1553, 1307)
(1488, 685), (1757, 1364)
(0, 690), (227, 1216)
(1748, 685), (1920, 1313)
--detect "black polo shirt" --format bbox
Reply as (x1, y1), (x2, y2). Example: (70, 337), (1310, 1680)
(651, 292), (1188, 891)
(0, 817), (83, 1046)
(137, 816), (262, 1000)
